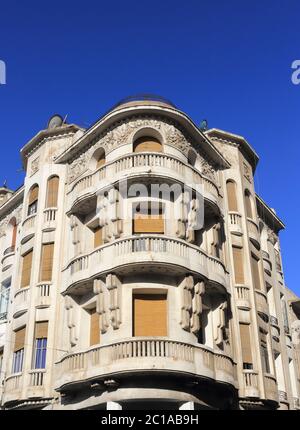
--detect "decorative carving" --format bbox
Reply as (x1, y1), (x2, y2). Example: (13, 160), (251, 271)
(214, 301), (228, 347)
(191, 281), (205, 334)
(180, 275), (194, 331)
(267, 227), (278, 246)
(31, 156), (40, 175)
(65, 296), (78, 347)
(70, 215), (81, 254)
(106, 273), (122, 330)
(243, 161), (252, 184)
(93, 279), (109, 334)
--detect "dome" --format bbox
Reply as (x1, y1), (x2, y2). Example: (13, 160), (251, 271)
(108, 94), (177, 113)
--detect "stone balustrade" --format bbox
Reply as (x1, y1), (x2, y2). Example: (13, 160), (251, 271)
(228, 212), (242, 235)
(54, 338), (237, 392)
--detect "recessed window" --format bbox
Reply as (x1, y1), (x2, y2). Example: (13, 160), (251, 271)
(226, 180), (238, 212)
(132, 202), (164, 234)
(133, 136), (163, 153)
(33, 322), (48, 369)
(27, 185), (39, 216)
(133, 293), (167, 337)
(45, 176), (59, 208)
(12, 327), (26, 373)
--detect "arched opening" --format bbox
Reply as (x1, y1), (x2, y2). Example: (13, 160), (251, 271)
(133, 136), (163, 153)
(45, 176), (59, 208)
(27, 184), (39, 216)
(244, 189), (253, 219)
(9, 217), (17, 250)
(226, 180), (238, 212)
(96, 149), (106, 169)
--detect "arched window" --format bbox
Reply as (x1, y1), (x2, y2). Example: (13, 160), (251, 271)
(133, 136), (163, 153)
(45, 176), (59, 208)
(27, 185), (39, 216)
(9, 217), (17, 250)
(96, 149), (106, 169)
(244, 190), (253, 219)
(226, 180), (238, 212)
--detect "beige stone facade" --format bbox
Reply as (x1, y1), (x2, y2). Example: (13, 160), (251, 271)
(0, 97), (299, 410)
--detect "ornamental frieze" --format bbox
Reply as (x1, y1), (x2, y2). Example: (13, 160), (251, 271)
(68, 116), (217, 184)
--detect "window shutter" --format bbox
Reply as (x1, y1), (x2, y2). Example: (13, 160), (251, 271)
(133, 214), (164, 234)
(133, 294), (167, 337)
(11, 223), (17, 248)
(90, 309), (100, 346)
(94, 226), (103, 248)
(232, 246), (244, 284)
(245, 193), (253, 219)
(21, 250), (33, 288)
(239, 323), (252, 365)
(29, 186), (39, 205)
(14, 327), (26, 352)
(251, 254), (261, 290)
(35, 321), (48, 339)
(46, 177), (59, 208)
(39, 243), (54, 282)
(134, 137), (163, 153)
(226, 181), (238, 212)
(96, 154), (106, 169)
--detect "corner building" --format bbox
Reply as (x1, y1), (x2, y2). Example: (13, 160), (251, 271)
(0, 96), (299, 410)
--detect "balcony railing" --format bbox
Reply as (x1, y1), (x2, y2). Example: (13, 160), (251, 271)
(55, 338), (236, 391)
(64, 235), (228, 293)
(3, 245), (15, 256)
(68, 152), (220, 211)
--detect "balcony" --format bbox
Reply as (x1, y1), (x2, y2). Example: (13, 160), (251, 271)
(3, 370), (46, 405)
(13, 287), (30, 318)
(255, 290), (269, 317)
(234, 285), (251, 309)
(242, 370), (259, 398)
(54, 338), (237, 392)
(62, 235), (229, 294)
(3, 373), (23, 404)
(1, 245), (15, 271)
(21, 214), (37, 243)
(67, 152), (221, 215)
(43, 208), (57, 231)
(228, 212), (243, 236)
(35, 283), (51, 308)
(247, 218), (260, 249)
(264, 374), (278, 403)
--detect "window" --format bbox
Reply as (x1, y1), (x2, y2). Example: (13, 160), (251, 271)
(96, 151), (106, 169)
(133, 136), (163, 153)
(45, 176), (59, 208)
(39, 243), (54, 282)
(251, 253), (261, 290)
(226, 180), (238, 212)
(133, 202), (164, 234)
(94, 226), (103, 248)
(33, 322), (48, 369)
(133, 293), (167, 337)
(90, 308), (100, 346)
(0, 280), (11, 320)
(244, 190), (253, 219)
(239, 323), (253, 370)
(27, 185), (39, 216)
(20, 250), (33, 288)
(12, 327), (26, 373)
(232, 246), (244, 284)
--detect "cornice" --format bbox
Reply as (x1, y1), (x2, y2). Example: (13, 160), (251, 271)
(0, 186), (24, 221)
(256, 193), (285, 233)
(55, 104), (230, 169)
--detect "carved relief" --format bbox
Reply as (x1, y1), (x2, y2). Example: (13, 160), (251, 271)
(214, 301), (228, 347)
(191, 281), (205, 334)
(243, 161), (252, 184)
(106, 273), (122, 330)
(93, 279), (109, 334)
(65, 296), (78, 347)
(30, 156), (40, 176)
(180, 275), (194, 331)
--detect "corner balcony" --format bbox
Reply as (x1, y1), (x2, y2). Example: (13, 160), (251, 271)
(241, 371), (278, 404)
(62, 235), (229, 295)
(13, 287), (30, 318)
(54, 338), (237, 393)
(67, 152), (222, 215)
(3, 370), (47, 406)
(1, 245), (15, 272)
(255, 290), (269, 318)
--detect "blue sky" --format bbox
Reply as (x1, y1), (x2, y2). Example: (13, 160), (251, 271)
(0, 0), (299, 294)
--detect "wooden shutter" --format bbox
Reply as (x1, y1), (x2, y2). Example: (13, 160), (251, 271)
(240, 323), (252, 364)
(232, 246), (244, 284)
(133, 214), (164, 234)
(251, 254), (261, 290)
(29, 185), (39, 205)
(133, 294), (167, 337)
(46, 176), (59, 208)
(11, 223), (17, 248)
(21, 250), (33, 288)
(90, 309), (100, 346)
(35, 321), (48, 339)
(94, 226), (103, 248)
(245, 192), (253, 219)
(14, 327), (26, 352)
(39, 243), (54, 282)
(134, 137), (163, 153)
(226, 181), (238, 212)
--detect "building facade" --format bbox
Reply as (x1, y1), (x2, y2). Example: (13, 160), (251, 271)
(0, 96), (299, 410)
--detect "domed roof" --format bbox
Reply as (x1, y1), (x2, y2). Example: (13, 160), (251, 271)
(108, 94), (177, 113)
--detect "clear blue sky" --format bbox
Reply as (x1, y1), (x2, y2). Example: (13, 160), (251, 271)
(0, 1), (299, 294)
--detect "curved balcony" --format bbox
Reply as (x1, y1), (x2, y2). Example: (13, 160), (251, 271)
(21, 214), (36, 243)
(54, 338), (237, 393)
(264, 374), (278, 403)
(3, 370), (46, 405)
(1, 246), (15, 271)
(13, 287), (30, 318)
(242, 370), (259, 398)
(247, 218), (260, 249)
(35, 283), (51, 308)
(255, 290), (269, 318)
(62, 235), (229, 294)
(67, 152), (221, 215)
(3, 373), (23, 404)
(43, 208), (57, 231)
(234, 285), (251, 309)
(228, 212), (243, 236)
